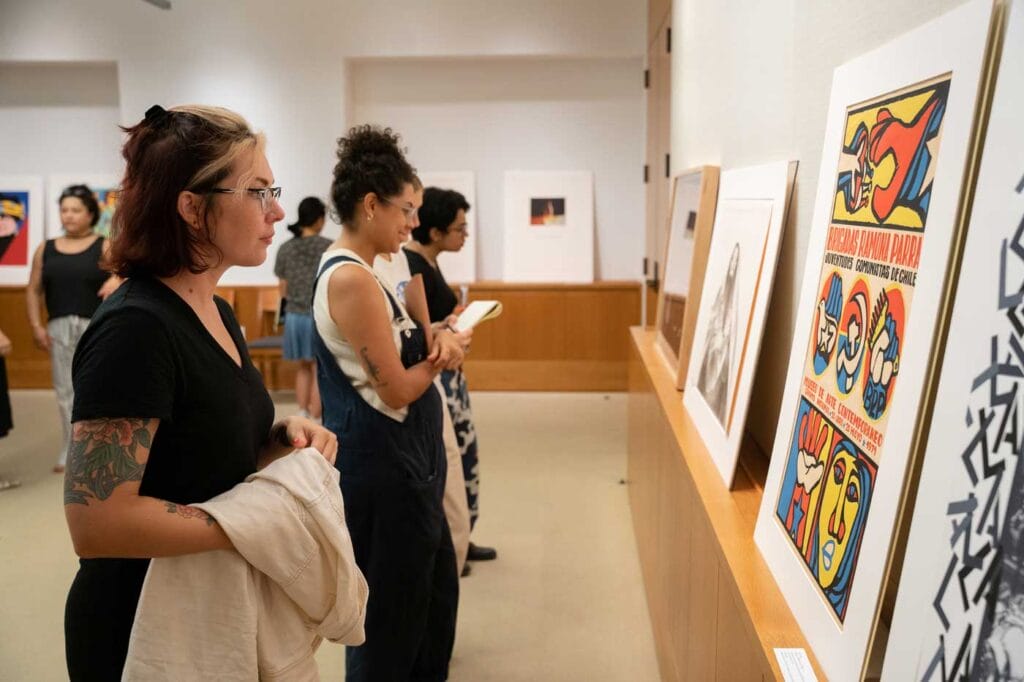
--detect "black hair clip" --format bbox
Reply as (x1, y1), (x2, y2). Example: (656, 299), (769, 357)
(144, 104), (170, 126)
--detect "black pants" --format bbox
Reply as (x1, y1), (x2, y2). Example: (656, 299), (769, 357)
(65, 558), (149, 681)
(342, 475), (459, 682)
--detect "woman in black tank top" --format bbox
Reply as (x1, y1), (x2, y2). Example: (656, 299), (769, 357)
(25, 184), (120, 472)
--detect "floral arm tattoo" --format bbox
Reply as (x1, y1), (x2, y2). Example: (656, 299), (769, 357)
(164, 502), (215, 527)
(64, 418), (151, 505)
(63, 418), (215, 526)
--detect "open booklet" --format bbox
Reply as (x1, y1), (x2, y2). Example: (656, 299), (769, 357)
(454, 300), (503, 331)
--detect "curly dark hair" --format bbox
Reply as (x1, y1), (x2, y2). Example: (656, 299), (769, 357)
(330, 125), (416, 225)
(59, 184), (101, 227)
(412, 187), (470, 245)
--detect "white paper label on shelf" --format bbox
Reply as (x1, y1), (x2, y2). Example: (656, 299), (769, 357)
(774, 648), (817, 682)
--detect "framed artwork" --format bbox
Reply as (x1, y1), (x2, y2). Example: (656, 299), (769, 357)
(418, 170), (477, 284)
(0, 175), (44, 285)
(682, 160), (797, 487)
(502, 171), (594, 283)
(654, 166), (720, 389)
(752, 1), (997, 679)
(46, 174), (121, 239)
(882, 3), (1024, 680)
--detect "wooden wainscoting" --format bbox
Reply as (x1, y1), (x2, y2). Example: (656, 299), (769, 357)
(628, 327), (825, 681)
(1, 287), (52, 388)
(460, 281), (641, 391)
(2, 282), (641, 392)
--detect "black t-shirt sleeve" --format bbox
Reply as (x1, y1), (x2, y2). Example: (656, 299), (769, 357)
(404, 248), (458, 322)
(71, 307), (176, 422)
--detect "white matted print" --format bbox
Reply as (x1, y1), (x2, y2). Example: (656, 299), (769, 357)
(753, 1), (996, 680)
(418, 171), (477, 284)
(502, 171), (593, 283)
(46, 174), (121, 239)
(883, 3), (1024, 679)
(0, 175), (44, 285)
(683, 160), (796, 487)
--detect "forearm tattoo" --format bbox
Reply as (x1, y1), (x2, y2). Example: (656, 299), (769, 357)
(164, 502), (215, 527)
(63, 418), (151, 505)
(361, 346), (388, 387)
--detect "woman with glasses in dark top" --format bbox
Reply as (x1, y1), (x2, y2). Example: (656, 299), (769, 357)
(275, 196), (332, 420)
(313, 125), (465, 681)
(62, 104), (337, 681)
(25, 184), (120, 473)
(405, 187), (497, 564)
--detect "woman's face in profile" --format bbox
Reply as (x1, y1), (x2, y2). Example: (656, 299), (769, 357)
(205, 148), (285, 268)
(437, 209), (468, 253)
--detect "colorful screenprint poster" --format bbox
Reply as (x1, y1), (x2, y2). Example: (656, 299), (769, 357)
(529, 197), (565, 226)
(0, 190), (31, 266)
(774, 75), (951, 623)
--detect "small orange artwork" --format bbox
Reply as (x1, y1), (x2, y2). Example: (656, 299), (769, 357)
(529, 197), (565, 226)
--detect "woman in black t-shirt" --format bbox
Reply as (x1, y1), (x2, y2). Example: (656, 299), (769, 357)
(62, 105), (338, 681)
(405, 187), (497, 564)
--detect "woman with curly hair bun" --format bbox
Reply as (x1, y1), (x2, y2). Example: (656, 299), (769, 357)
(313, 125), (466, 680)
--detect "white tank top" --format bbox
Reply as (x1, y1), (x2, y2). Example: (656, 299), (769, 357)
(313, 248), (417, 422)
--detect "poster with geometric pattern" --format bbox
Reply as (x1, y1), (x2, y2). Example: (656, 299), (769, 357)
(883, 2), (1024, 678)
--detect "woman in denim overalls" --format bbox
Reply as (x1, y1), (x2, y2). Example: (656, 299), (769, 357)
(312, 125), (467, 681)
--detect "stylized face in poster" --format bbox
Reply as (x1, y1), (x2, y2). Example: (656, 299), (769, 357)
(776, 398), (876, 622)
(696, 243), (741, 428)
(776, 75), (948, 625)
(529, 197), (565, 226)
(863, 288), (905, 420)
(813, 272), (844, 375)
(813, 438), (875, 621)
(835, 279), (869, 396)
(0, 192), (30, 265)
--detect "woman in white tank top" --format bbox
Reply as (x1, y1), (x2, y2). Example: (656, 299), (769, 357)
(311, 125), (466, 681)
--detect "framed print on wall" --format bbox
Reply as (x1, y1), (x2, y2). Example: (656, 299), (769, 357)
(682, 159), (797, 488)
(418, 170), (477, 284)
(654, 166), (720, 389)
(0, 175), (44, 285)
(752, 1), (997, 679)
(882, 3), (1024, 679)
(46, 174), (121, 239)
(502, 171), (594, 283)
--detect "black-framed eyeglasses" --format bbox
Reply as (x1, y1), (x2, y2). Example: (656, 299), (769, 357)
(380, 196), (418, 221)
(208, 186), (282, 213)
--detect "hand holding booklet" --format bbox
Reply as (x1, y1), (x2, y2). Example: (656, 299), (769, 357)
(454, 300), (503, 331)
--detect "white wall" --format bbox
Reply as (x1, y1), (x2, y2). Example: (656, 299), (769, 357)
(351, 56), (644, 280)
(0, 0), (646, 285)
(0, 62), (123, 185)
(671, 0), (968, 450)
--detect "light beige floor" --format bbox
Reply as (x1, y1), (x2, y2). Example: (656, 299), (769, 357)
(0, 390), (658, 681)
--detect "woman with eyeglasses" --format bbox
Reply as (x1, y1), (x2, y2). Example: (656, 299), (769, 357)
(404, 188), (498, 566)
(313, 125), (464, 680)
(274, 196), (331, 420)
(25, 184), (121, 473)
(62, 105), (338, 680)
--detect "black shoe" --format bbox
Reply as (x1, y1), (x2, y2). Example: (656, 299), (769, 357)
(467, 542), (497, 561)
(461, 562), (472, 577)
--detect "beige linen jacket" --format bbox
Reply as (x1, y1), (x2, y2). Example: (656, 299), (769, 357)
(122, 448), (368, 681)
